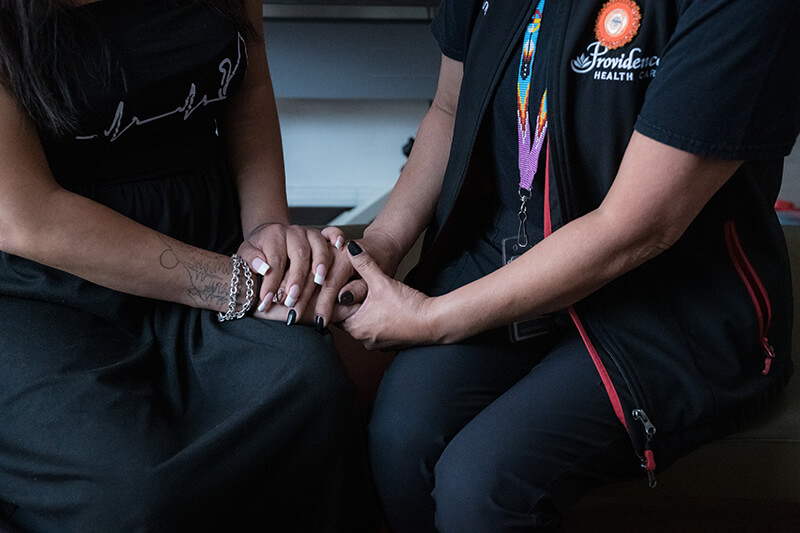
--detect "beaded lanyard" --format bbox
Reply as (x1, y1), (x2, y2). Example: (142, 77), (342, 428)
(516, 0), (548, 247)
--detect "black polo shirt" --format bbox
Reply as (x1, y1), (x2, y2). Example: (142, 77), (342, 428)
(430, 0), (553, 289)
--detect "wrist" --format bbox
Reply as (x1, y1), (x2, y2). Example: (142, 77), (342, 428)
(217, 254), (258, 321)
(360, 227), (406, 276)
(243, 218), (289, 239)
(425, 290), (479, 345)
(237, 271), (262, 311)
(421, 294), (451, 345)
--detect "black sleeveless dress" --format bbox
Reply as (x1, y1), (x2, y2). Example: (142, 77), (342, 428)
(0, 2), (367, 531)
(1, 0), (245, 311)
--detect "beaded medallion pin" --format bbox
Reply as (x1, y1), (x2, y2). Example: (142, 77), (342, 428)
(595, 0), (641, 50)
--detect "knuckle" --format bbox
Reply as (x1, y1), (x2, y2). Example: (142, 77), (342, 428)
(316, 254), (332, 268)
(294, 246), (312, 263)
(313, 242), (330, 258)
(318, 286), (339, 299)
(266, 256), (285, 272)
(287, 224), (305, 237)
(307, 228), (325, 241)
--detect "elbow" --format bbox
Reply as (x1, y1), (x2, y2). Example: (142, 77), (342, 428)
(597, 206), (687, 269)
(630, 220), (686, 266)
(432, 97), (457, 120)
(0, 191), (61, 260)
(640, 232), (676, 264)
(650, 225), (682, 254)
(0, 208), (20, 254)
(0, 216), (34, 258)
(0, 163), (67, 260)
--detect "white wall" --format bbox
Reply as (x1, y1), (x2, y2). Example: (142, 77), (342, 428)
(263, 17), (439, 220)
(277, 98), (429, 210)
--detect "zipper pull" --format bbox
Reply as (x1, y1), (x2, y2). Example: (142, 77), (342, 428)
(632, 409), (657, 439)
(632, 409), (658, 488)
(643, 450), (657, 488)
(762, 338), (775, 376)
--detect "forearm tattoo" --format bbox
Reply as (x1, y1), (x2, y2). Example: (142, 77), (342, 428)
(158, 235), (231, 309)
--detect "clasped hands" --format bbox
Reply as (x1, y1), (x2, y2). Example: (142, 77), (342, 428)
(236, 223), (437, 349)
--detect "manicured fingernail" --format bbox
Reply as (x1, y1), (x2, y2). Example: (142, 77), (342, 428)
(253, 257), (270, 276)
(339, 291), (354, 305)
(315, 315), (325, 333)
(257, 292), (274, 313)
(284, 284), (300, 308)
(334, 236), (344, 250)
(314, 264), (326, 286)
(347, 241), (362, 256)
(286, 309), (297, 326)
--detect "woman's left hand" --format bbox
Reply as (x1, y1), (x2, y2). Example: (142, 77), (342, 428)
(339, 241), (439, 350)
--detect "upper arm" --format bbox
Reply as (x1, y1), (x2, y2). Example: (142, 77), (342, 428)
(0, 84), (61, 254)
(244, 0), (265, 37)
(235, 0), (270, 95)
(218, 0), (276, 146)
(600, 0), (797, 254)
(220, 0), (289, 228)
(598, 131), (741, 252)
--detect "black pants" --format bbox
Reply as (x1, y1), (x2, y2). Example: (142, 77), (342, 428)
(0, 297), (372, 533)
(368, 325), (642, 532)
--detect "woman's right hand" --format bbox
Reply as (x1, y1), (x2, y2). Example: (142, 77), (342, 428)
(237, 223), (338, 322)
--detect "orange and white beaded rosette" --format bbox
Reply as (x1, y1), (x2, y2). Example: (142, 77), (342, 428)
(595, 0), (641, 50)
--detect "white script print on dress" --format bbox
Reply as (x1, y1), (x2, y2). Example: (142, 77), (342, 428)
(76, 33), (247, 143)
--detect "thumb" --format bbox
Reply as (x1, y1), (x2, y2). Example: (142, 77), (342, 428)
(321, 226), (346, 250)
(346, 240), (384, 285)
(237, 240), (270, 276)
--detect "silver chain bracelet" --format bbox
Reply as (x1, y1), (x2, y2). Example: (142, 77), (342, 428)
(217, 254), (255, 322)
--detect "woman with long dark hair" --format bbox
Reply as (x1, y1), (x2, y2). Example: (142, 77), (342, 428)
(0, 0), (367, 531)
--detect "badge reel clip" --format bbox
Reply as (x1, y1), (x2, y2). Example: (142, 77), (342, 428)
(502, 188), (554, 342)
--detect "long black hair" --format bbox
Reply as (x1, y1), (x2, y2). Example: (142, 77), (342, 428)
(0, 0), (256, 136)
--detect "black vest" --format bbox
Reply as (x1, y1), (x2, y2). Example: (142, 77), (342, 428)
(409, 0), (796, 479)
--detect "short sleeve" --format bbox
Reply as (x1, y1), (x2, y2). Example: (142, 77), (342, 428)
(430, 0), (483, 62)
(635, 0), (800, 160)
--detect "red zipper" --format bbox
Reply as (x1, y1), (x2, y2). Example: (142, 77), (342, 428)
(724, 221), (775, 375)
(547, 147), (626, 432)
(568, 308), (628, 429)
(568, 306), (659, 486)
(546, 147), (657, 486)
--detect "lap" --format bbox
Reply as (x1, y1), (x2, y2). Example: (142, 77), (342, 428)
(0, 297), (348, 446)
(371, 329), (553, 438)
(154, 303), (351, 427)
(434, 333), (639, 509)
(370, 325), (640, 531)
(0, 296), (355, 531)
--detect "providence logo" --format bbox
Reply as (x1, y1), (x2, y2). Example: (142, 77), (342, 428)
(571, 41), (659, 81)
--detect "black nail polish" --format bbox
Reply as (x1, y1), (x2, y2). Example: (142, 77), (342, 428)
(286, 309), (297, 326)
(315, 315), (325, 333)
(339, 291), (354, 305)
(347, 240), (363, 256)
